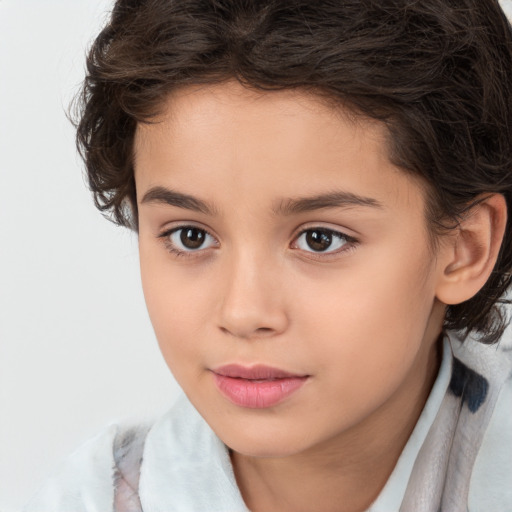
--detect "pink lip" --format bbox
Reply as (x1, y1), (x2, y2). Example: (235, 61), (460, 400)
(211, 364), (309, 408)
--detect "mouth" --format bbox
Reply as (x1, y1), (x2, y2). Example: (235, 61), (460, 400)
(211, 364), (310, 408)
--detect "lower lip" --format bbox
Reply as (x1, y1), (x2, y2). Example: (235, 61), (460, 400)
(212, 373), (308, 408)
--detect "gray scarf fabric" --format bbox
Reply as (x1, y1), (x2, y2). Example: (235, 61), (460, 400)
(113, 426), (149, 512)
(401, 338), (511, 512)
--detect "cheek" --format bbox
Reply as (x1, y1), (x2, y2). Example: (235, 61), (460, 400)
(139, 242), (212, 366)
(293, 244), (435, 397)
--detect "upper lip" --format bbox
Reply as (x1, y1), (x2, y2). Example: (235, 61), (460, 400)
(212, 364), (307, 380)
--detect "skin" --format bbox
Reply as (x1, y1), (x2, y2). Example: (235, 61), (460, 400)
(133, 81), (502, 512)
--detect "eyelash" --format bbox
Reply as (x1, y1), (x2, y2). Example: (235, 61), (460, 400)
(157, 225), (358, 259)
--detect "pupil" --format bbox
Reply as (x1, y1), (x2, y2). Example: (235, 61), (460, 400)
(306, 230), (332, 251)
(180, 228), (205, 249)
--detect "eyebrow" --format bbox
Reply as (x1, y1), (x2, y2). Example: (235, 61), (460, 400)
(140, 186), (382, 216)
(273, 191), (383, 215)
(140, 186), (216, 215)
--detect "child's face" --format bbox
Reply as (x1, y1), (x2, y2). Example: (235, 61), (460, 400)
(135, 81), (446, 458)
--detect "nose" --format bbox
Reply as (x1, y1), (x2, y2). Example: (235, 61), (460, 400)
(217, 251), (289, 340)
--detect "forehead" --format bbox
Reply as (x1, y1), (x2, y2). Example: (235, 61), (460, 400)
(133, 81), (426, 218)
(135, 81), (385, 158)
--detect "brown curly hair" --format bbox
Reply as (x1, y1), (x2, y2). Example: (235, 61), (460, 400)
(74, 0), (512, 344)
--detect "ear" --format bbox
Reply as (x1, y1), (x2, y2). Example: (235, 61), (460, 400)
(435, 194), (507, 305)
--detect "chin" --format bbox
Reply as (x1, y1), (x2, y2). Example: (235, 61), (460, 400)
(219, 425), (312, 459)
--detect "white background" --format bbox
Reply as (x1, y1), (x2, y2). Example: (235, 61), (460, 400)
(0, 2), (179, 510)
(1, 1), (512, 511)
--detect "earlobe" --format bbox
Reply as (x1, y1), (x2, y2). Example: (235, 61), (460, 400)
(435, 194), (507, 306)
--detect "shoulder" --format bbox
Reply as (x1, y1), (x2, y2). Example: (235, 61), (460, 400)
(23, 395), (240, 512)
(24, 421), (148, 512)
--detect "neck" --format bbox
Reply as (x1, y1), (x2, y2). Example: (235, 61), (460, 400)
(231, 331), (443, 512)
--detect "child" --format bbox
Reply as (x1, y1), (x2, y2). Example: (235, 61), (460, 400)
(26, 0), (512, 511)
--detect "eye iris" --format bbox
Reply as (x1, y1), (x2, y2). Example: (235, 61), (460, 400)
(306, 230), (332, 251)
(180, 228), (205, 249)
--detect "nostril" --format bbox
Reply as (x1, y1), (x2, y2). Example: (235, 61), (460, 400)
(219, 324), (276, 339)
(256, 327), (274, 334)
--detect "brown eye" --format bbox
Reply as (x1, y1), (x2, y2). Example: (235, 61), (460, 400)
(180, 227), (207, 249)
(294, 228), (351, 253)
(305, 230), (333, 252)
(162, 226), (217, 254)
